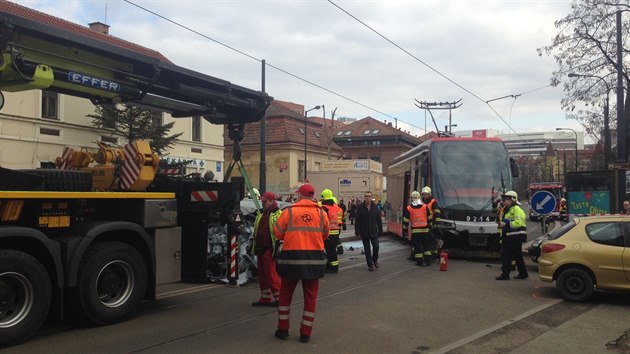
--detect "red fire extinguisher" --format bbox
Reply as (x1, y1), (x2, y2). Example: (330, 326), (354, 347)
(439, 252), (448, 271)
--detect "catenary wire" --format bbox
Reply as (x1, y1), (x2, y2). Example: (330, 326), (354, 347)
(327, 0), (541, 140)
(122, 0), (428, 132)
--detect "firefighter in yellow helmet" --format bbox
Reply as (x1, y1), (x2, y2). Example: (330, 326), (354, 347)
(559, 197), (568, 221)
(321, 189), (343, 273)
(421, 186), (441, 263)
(402, 190), (432, 266)
(496, 191), (528, 280)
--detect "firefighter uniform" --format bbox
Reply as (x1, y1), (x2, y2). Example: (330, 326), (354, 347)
(403, 191), (432, 266)
(250, 192), (282, 306)
(421, 186), (441, 260)
(321, 189), (342, 273)
(273, 184), (329, 343)
(559, 198), (567, 221)
(496, 191), (528, 280)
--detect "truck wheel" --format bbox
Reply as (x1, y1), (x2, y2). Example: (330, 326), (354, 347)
(19, 169), (92, 191)
(0, 250), (51, 346)
(556, 267), (594, 302)
(75, 242), (147, 325)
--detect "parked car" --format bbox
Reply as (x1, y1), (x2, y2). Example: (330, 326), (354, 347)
(538, 216), (630, 302)
(527, 234), (548, 263)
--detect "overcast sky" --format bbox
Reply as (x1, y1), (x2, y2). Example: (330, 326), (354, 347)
(17, 0), (580, 138)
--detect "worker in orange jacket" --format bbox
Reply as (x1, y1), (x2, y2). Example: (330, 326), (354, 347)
(403, 191), (432, 266)
(321, 189), (342, 273)
(273, 183), (329, 344)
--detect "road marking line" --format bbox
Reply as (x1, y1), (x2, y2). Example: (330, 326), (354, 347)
(430, 298), (563, 354)
(157, 284), (223, 299)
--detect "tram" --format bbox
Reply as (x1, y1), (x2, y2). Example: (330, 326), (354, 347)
(387, 137), (519, 257)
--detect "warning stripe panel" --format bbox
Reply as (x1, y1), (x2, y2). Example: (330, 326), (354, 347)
(120, 143), (141, 190)
(191, 190), (218, 202)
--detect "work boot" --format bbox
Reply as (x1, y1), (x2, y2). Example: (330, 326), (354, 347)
(495, 274), (510, 280)
(416, 261), (425, 267)
(300, 334), (310, 343)
(514, 274), (528, 280)
(275, 329), (289, 340)
(424, 258), (431, 266)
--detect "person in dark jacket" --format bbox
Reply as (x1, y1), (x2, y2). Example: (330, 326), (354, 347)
(355, 191), (383, 271)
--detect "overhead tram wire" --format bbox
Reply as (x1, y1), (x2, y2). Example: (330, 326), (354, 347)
(122, 0), (427, 132)
(327, 0), (539, 141)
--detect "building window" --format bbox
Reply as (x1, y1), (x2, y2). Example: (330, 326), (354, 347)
(372, 129), (380, 134)
(191, 147), (202, 154)
(314, 131), (321, 138)
(41, 90), (58, 119)
(363, 129), (371, 135)
(298, 160), (306, 182)
(192, 115), (202, 142)
(343, 131), (351, 136)
(336, 131), (344, 136)
(101, 135), (118, 144)
(39, 127), (60, 136)
(151, 111), (163, 130)
(371, 155), (381, 162)
(299, 127), (305, 134)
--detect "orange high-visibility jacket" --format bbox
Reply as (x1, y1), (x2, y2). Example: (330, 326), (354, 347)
(273, 199), (329, 279)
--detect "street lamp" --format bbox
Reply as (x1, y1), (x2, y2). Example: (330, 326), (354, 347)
(304, 105), (321, 181)
(556, 127), (578, 172)
(568, 73), (611, 165)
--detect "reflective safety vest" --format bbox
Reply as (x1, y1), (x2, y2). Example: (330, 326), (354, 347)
(502, 204), (527, 241)
(424, 197), (441, 225)
(323, 202), (342, 236)
(273, 199), (329, 279)
(403, 204), (429, 234)
(251, 208), (282, 257)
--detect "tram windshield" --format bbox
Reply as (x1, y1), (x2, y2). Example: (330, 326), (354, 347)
(431, 140), (511, 211)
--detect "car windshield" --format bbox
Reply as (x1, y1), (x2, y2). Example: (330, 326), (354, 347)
(547, 220), (575, 240)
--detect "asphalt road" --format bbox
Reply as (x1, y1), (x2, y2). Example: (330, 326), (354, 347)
(5, 216), (630, 353)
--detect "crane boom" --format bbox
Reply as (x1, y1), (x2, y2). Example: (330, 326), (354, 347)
(0, 1), (271, 123)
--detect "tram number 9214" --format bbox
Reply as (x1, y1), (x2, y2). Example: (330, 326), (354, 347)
(466, 215), (495, 222)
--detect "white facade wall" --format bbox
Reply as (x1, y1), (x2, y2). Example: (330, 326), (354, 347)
(0, 91), (224, 178)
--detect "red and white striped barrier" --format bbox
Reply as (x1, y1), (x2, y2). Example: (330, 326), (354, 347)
(229, 233), (238, 286)
(120, 143), (141, 190)
(190, 190), (218, 202)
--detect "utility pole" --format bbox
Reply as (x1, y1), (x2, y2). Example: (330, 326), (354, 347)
(414, 99), (462, 136)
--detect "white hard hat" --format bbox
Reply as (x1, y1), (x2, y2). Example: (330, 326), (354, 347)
(502, 190), (518, 200)
(421, 186), (431, 194)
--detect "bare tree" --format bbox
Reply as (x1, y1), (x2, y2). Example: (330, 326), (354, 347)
(322, 107), (338, 160)
(537, 0), (630, 143)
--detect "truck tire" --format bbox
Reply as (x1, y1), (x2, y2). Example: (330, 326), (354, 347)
(74, 242), (147, 325)
(0, 250), (52, 346)
(18, 169), (92, 192)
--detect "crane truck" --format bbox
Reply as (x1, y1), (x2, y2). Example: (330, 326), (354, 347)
(0, 1), (271, 345)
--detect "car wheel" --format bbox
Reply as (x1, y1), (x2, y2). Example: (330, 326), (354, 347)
(556, 268), (594, 302)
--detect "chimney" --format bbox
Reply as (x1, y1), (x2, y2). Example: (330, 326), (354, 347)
(88, 22), (110, 34)
(388, 122), (393, 127)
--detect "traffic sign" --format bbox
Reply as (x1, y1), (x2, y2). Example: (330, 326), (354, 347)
(531, 191), (557, 216)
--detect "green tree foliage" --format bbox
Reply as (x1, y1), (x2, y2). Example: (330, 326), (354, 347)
(88, 104), (183, 155)
(537, 0), (630, 143)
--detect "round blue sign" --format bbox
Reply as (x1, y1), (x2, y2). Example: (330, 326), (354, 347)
(530, 191), (557, 215)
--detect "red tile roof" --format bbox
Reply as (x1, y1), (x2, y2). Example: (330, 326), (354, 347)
(0, 0), (172, 63)
(225, 101), (342, 156)
(335, 116), (423, 143)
